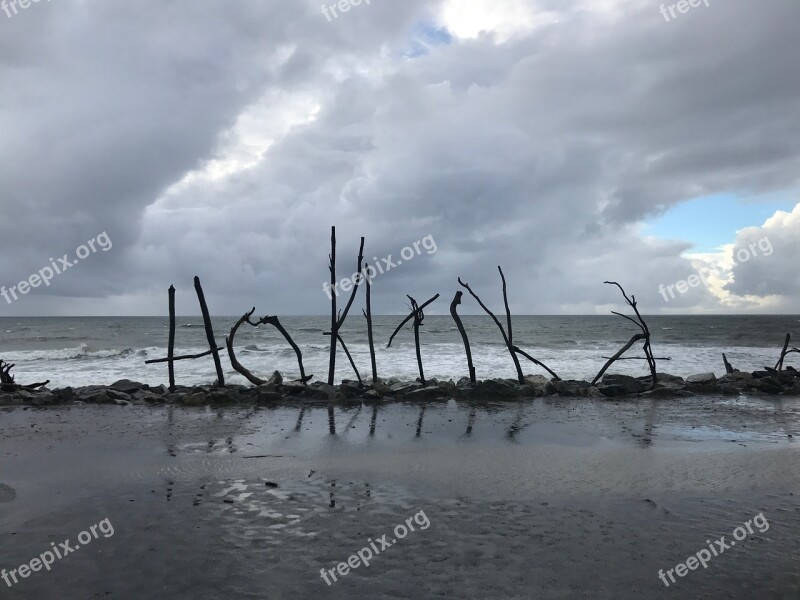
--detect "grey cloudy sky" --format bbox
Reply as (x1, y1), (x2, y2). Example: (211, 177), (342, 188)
(1, 0), (799, 316)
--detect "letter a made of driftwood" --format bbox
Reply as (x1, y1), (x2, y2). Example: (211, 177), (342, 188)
(592, 281), (657, 389)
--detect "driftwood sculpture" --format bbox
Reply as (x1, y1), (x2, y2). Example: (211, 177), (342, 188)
(0, 359), (49, 392)
(227, 308), (311, 386)
(326, 227), (365, 385)
(362, 263), (379, 385)
(388, 294), (440, 386)
(775, 333), (799, 371)
(592, 281), (657, 389)
(145, 280), (226, 389)
(450, 291), (476, 384)
(458, 267), (559, 383)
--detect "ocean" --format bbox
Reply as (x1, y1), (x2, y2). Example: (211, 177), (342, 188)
(1, 315), (798, 388)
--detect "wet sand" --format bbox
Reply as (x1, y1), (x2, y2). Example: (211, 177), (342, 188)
(1, 396), (799, 598)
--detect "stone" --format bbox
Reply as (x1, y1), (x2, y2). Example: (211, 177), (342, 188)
(474, 379), (520, 398)
(686, 373), (717, 385)
(598, 374), (646, 396)
(390, 382), (422, 394)
(110, 379), (147, 393)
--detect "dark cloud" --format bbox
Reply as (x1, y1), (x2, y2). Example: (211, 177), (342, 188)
(1, 0), (798, 316)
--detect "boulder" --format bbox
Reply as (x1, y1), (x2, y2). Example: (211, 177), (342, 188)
(110, 379), (147, 393)
(686, 373), (717, 385)
(553, 379), (593, 397)
(390, 382), (422, 394)
(474, 379), (520, 398)
(598, 374), (646, 397)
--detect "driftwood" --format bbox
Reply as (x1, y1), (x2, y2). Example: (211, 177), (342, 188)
(774, 333), (799, 371)
(194, 276), (225, 386)
(459, 267), (559, 383)
(226, 308), (311, 385)
(450, 291), (476, 384)
(167, 285), (176, 391)
(0, 359), (49, 392)
(325, 331), (362, 385)
(592, 282), (657, 389)
(226, 309), (267, 386)
(722, 353), (737, 374)
(145, 348), (224, 364)
(362, 262), (378, 385)
(326, 227), (365, 385)
(388, 294), (440, 386)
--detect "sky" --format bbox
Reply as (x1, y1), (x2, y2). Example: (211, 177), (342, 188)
(0, 0), (799, 317)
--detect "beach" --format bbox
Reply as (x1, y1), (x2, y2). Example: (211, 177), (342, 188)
(1, 396), (798, 598)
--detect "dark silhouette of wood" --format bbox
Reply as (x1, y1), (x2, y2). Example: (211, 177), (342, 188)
(168, 285), (176, 391)
(592, 282), (657, 389)
(513, 346), (561, 381)
(774, 334), (799, 371)
(326, 227), (365, 385)
(328, 226), (337, 385)
(194, 276), (225, 386)
(388, 294), (439, 386)
(226, 309), (312, 385)
(459, 267), (550, 384)
(0, 359), (49, 392)
(362, 263), (378, 385)
(226, 309), (267, 386)
(722, 353), (737, 374)
(252, 314), (311, 384)
(336, 333), (362, 385)
(450, 291), (476, 384)
(146, 348), (224, 364)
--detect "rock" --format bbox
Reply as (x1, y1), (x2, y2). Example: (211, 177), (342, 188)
(474, 379), (520, 398)
(106, 389), (132, 402)
(553, 380), (592, 397)
(134, 389), (166, 403)
(30, 391), (57, 406)
(57, 387), (74, 402)
(524, 374), (550, 388)
(256, 391), (283, 403)
(598, 374), (646, 397)
(208, 390), (239, 405)
(686, 373), (717, 385)
(338, 381), (364, 399)
(720, 372), (753, 382)
(363, 390), (382, 401)
(405, 386), (450, 401)
(390, 382), (422, 394)
(110, 379), (147, 393)
(182, 389), (207, 406)
(279, 381), (306, 396)
(267, 371), (283, 385)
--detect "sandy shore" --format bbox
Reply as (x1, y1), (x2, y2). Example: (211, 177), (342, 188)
(1, 396), (799, 598)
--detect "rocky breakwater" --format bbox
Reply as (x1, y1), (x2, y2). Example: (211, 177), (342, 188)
(1, 368), (800, 408)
